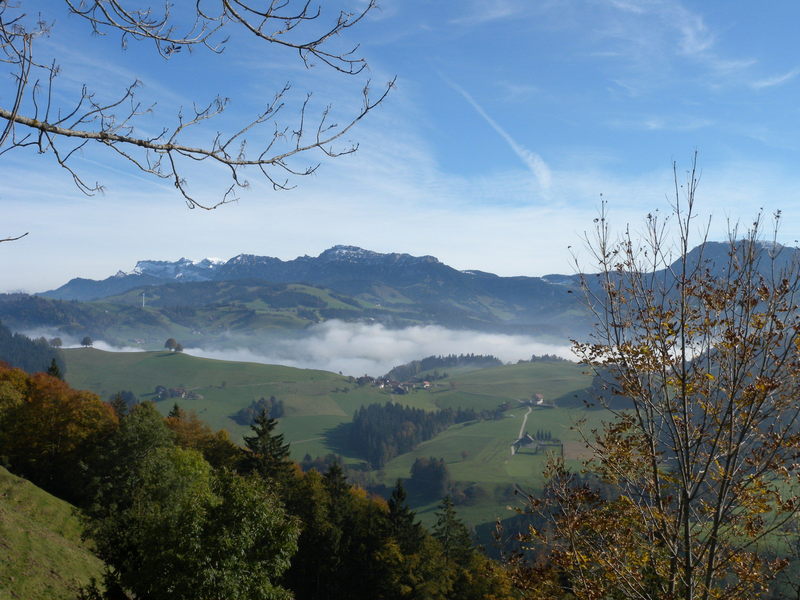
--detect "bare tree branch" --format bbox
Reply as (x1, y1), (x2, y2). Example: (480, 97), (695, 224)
(0, 231), (29, 242)
(515, 157), (800, 599)
(0, 1), (393, 209)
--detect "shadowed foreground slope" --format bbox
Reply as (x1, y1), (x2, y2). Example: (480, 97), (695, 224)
(0, 465), (103, 599)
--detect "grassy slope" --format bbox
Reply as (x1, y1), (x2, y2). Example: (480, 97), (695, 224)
(64, 349), (600, 527)
(0, 467), (103, 600)
(378, 362), (601, 525)
(64, 348), (436, 459)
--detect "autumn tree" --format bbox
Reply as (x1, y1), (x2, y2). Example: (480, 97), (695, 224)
(0, 1), (392, 209)
(165, 403), (241, 470)
(523, 160), (800, 600)
(0, 369), (117, 502)
(0, 364), (29, 418)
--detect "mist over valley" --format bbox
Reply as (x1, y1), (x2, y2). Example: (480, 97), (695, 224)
(180, 321), (575, 376)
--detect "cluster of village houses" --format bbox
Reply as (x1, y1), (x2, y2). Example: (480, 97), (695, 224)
(351, 375), (432, 395)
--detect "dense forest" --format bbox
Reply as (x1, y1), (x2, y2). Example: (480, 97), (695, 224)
(0, 320), (65, 375)
(350, 402), (479, 467)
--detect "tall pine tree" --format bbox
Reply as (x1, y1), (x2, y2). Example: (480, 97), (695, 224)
(240, 408), (293, 483)
(46, 358), (63, 380)
(433, 496), (474, 566)
(387, 479), (424, 554)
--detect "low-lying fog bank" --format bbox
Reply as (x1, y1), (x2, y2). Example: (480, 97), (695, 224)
(27, 321), (575, 377)
(185, 321), (575, 376)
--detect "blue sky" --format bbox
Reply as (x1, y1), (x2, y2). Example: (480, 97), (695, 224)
(4, 0), (800, 292)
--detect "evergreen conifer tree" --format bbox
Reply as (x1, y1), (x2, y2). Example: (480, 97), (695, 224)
(241, 408), (293, 483)
(108, 393), (129, 419)
(387, 479), (423, 554)
(433, 496), (474, 566)
(46, 358), (63, 380)
(323, 461), (349, 499)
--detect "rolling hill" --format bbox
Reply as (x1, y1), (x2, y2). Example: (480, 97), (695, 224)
(63, 348), (598, 528)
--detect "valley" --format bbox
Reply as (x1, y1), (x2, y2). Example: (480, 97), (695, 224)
(63, 347), (599, 528)
(3, 237), (798, 598)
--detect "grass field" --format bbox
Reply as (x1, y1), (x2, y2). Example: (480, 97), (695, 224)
(64, 349), (601, 528)
(64, 348), (386, 455)
(431, 360), (591, 408)
(0, 466), (104, 600)
(377, 405), (608, 527)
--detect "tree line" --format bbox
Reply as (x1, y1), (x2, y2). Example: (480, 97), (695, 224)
(349, 402), (479, 467)
(231, 395), (285, 425)
(383, 353), (502, 382)
(0, 320), (65, 376)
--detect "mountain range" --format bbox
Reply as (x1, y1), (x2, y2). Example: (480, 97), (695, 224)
(0, 246), (588, 345)
(4, 240), (782, 348)
(42, 246), (577, 303)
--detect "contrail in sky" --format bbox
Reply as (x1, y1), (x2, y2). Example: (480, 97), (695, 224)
(442, 75), (552, 193)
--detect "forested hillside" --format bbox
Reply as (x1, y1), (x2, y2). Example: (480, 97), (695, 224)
(0, 320), (65, 375)
(0, 364), (515, 600)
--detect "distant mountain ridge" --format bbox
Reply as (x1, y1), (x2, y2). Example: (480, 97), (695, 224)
(0, 245), (590, 344)
(42, 246), (455, 301)
(9, 240), (784, 348)
(128, 257), (225, 281)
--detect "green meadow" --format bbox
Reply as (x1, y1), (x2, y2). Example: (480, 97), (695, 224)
(65, 348), (378, 456)
(64, 349), (601, 527)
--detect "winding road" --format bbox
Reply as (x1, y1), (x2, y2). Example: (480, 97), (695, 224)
(510, 406), (533, 455)
(518, 406), (532, 439)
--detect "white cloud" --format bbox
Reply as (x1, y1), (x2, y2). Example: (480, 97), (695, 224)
(441, 76), (552, 194)
(595, 0), (755, 88)
(497, 81), (540, 103)
(184, 321), (575, 376)
(449, 0), (531, 26)
(18, 330), (145, 353)
(670, 5), (714, 56)
(84, 340), (145, 353)
(608, 115), (713, 132)
(750, 67), (800, 90)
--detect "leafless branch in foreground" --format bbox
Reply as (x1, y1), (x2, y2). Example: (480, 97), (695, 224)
(0, 1), (393, 209)
(0, 231), (29, 242)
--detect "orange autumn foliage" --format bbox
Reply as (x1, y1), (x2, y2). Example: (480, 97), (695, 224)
(0, 364), (117, 499)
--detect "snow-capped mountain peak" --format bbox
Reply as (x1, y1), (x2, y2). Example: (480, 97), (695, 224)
(316, 245), (440, 266)
(129, 257), (224, 281)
